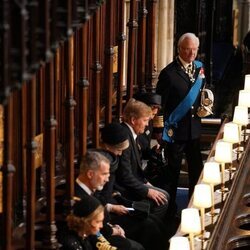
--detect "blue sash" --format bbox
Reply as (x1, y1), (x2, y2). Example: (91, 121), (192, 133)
(163, 60), (203, 143)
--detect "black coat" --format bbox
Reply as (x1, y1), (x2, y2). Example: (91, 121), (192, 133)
(75, 183), (141, 250)
(75, 183), (113, 237)
(60, 230), (118, 250)
(115, 123), (148, 200)
(137, 120), (153, 160)
(156, 59), (205, 141)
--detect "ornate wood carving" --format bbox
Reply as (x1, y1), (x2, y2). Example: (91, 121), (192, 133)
(116, 0), (126, 120)
(104, 0), (115, 124)
(126, 0), (138, 100)
(137, 0), (148, 92)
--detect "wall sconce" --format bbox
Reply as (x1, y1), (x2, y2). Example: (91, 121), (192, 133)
(169, 236), (190, 250)
(181, 208), (201, 250)
(214, 140), (232, 199)
(202, 161), (221, 221)
(193, 183), (212, 247)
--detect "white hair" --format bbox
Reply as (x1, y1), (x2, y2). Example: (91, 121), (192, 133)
(177, 33), (200, 48)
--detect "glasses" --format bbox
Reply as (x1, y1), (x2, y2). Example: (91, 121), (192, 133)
(180, 47), (199, 53)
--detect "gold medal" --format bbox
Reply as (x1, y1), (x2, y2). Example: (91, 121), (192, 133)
(167, 128), (174, 137)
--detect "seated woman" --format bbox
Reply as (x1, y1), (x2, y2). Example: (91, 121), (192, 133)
(60, 195), (124, 250)
(94, 122), (169, 250)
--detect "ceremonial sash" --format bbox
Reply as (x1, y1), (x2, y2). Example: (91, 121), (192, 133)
(163, 60), (203, 143)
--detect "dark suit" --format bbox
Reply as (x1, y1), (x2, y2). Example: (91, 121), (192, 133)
(156, 58), (205, 208)
(75, 183), (144, 250)
(94, 150), (169, 250)
(115, 123), (169, 221)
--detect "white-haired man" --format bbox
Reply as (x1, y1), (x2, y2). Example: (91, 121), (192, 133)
(156, 33), (206, 215)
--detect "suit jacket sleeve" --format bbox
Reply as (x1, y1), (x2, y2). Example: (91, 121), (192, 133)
(156, 67), (171, 118)
(75, 183), (113, 237)
(116, 143), (148, 198)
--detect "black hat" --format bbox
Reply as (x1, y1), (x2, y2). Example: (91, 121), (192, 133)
(133, 92), (161, 107)
(101, 122), (129, 149)
(73, 195), (101, 218)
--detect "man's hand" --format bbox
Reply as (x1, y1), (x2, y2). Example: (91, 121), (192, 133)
(111, 204), (129, 215)
(111, 224), (126, 238)
(147, 188), (168, 206)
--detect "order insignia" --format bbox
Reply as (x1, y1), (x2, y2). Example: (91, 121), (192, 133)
(167, 128), (174, 137)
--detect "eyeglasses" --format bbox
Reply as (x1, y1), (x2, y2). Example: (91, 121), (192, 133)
(180, 47), (199, 53)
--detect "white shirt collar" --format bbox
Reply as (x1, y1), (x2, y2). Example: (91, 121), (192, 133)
(76, 178), (92, 195)
(178, 56), (191, 69)
(124, 122), (137, 141)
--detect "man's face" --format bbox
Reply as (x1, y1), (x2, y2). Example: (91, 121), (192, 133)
(89, 161), (110, 191)
(131, 116), (150, 135)
(178, 38), (198, 63)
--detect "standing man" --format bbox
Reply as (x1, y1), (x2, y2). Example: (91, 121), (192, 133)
(156, 33), (206, 213)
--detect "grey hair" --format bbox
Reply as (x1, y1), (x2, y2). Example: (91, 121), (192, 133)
(177, 33), (200, 48)
(80, 150), (110, 173)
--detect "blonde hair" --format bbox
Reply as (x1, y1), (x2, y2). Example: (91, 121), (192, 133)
(66, 204), (104, 233)
(104, 140), (129, 151)
(122, 98), (152, 123)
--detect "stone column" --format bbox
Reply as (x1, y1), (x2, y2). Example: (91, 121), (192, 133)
(157, 0), (174, 72)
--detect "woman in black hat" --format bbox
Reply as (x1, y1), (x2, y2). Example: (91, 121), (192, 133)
(60, 195), (123, 250)
(94, 122), (168, 250)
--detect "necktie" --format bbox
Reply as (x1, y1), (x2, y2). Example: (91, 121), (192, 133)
(135, 137), (141, 151)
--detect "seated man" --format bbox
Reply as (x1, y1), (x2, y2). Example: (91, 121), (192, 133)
(133, 92), (169, 190)
(95, 122), (168, 250)
(74, 150), (144, 250)
(115, 98), (170, 221)
(133, 91), (162, 159)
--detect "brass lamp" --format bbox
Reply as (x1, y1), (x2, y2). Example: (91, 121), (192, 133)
(202, 161), (221, 221)
(181, 208), (201, 250)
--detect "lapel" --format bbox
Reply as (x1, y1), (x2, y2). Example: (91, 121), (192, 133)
(131, 134), (142, 168)
(122, 123), (142, 168)
(175, 60), (190, 83)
